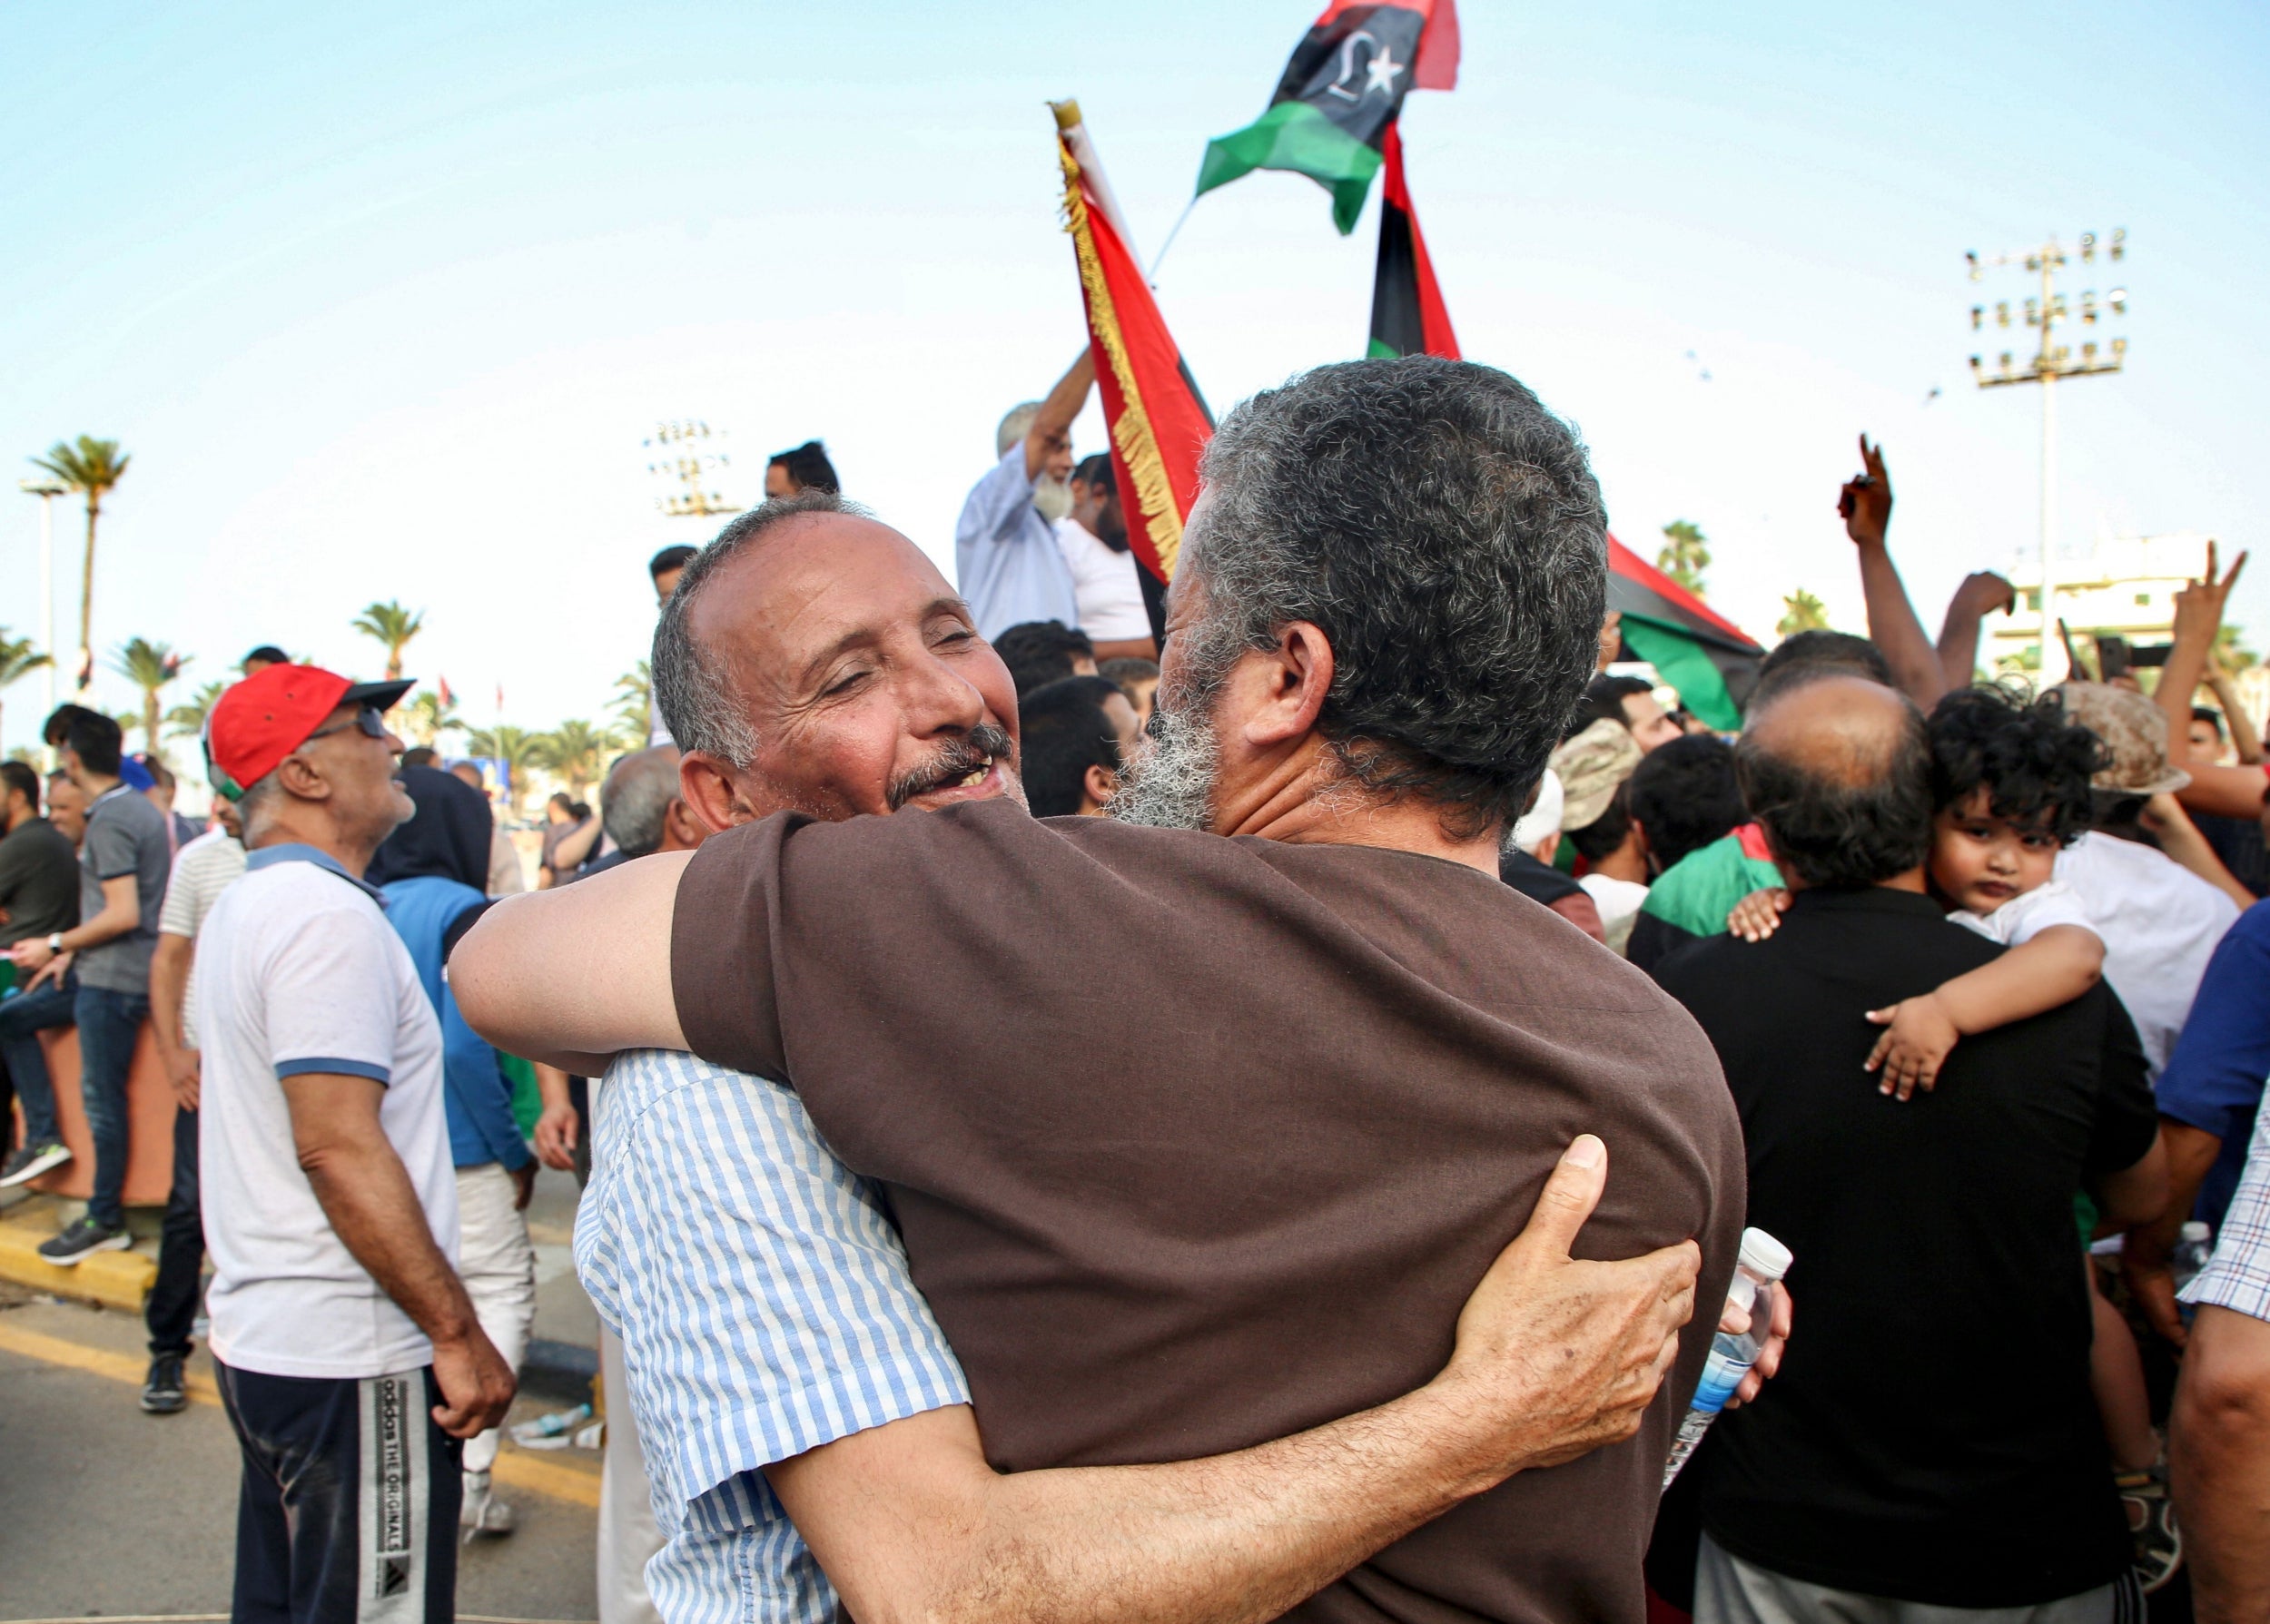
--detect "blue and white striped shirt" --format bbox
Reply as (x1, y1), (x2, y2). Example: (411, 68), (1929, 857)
(575, 1048), (969, 1622)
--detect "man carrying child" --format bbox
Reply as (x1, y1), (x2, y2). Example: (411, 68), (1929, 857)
(1653, 668), (2167, 1623)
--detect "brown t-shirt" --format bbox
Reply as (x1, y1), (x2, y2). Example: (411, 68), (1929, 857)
(675, 799), (1745, 1623)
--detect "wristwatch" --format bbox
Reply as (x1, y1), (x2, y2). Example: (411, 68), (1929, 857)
(45, 933), (64, 955)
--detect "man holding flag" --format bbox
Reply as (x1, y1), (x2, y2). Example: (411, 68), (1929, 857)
(953, 351), (1095, 639)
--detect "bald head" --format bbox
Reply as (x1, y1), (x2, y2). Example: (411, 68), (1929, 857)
(1736, 672), (1932, 890)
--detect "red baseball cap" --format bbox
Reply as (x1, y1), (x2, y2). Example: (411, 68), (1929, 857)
(207, 664), (414, 793)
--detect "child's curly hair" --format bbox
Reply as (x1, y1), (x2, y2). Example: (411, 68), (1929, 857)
(1927, 683), (2108, 845)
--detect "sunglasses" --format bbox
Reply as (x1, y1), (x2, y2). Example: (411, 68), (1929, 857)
(305, 705), (390, 743)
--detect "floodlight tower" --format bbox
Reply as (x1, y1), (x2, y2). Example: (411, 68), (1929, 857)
(1966, 230), (2129, 679)
(644, 420), (743, 520)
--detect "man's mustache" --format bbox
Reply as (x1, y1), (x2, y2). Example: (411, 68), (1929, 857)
(886, 723), (1018, 810)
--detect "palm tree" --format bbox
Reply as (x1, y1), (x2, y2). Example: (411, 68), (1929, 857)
(1777, 589), (1831, 638)
(533, 719), (618, 802)
(401, 687), (461, 748)
(0, 629), (52, 756)
(350, 600), (425, 681)
(611, 662), (653, 742)
(166, 679), (227, 741)
(464, 724), (545, 812)
(1657, 520), (1711, 597)
(111, 638), (187, 757)
(28, 436), (130, 693)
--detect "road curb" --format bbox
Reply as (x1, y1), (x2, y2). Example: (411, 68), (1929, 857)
(0, 1219), (155, 1311)
(0, 1319), (602, 1507)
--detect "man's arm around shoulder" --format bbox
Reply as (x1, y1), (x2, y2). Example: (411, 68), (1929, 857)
(452, 851), (691, 1072)
(769, 1137), (1701, 1624)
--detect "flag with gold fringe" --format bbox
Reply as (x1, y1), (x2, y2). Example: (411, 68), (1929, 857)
(1052, 100), (1214, 594)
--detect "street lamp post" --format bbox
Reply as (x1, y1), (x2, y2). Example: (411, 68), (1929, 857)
(1967, 230), (2129, 681)
(17, 475), (64, 759)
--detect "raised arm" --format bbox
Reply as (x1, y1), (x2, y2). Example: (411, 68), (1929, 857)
(1840, 436), (1947, 708)
(770, 1137), (1705, 1624)
(1936, 572), (2015, 692)
(450, 850), (690, 1072)
(1024, 350), (1097, 482)
(2206, 670), (2265, 765)
(2159, 545), (2266, 822)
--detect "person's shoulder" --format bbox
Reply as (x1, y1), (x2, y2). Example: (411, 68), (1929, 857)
(1641, 834), (1742, 902)
(1647, 926), (1753, 993)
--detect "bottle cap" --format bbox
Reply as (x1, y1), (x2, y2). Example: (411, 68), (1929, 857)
(2181, 1220), (2212, 1243)
(1738, 1227), (1793, 1281)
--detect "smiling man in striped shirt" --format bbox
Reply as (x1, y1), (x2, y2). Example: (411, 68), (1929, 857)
(460, 361), (1748, 1624)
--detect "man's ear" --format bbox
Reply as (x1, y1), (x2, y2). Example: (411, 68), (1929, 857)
(1232, 619), (1335, 751)
(274, 753), (331, 803)
(662, 795), (707, 851)
(678, 753), (745, 835)
(1081, 763), (1118, 814)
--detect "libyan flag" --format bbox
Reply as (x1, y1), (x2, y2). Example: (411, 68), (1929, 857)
(1367, 123), (1458, 358)
(1196, 0), (1460, 235)
(1605, 536), (1765, 732)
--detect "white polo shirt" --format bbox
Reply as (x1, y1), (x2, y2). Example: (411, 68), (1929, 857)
(194, 842), (459, 1380)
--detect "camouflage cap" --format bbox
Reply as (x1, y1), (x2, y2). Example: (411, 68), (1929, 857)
(2052, 681), (2191, 797)
(1550, 716), (1644, 832)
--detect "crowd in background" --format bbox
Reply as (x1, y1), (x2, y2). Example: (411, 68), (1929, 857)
(3, 356), (2268, 1624)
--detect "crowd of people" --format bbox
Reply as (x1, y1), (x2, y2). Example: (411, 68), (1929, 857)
(3, 359), (2266, 1624)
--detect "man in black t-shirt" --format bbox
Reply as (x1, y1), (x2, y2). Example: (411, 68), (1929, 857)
(1654, 671), (2165, 1622)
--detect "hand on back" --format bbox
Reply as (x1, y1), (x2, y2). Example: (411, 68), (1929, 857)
(1439, 1136), (1702, 1474)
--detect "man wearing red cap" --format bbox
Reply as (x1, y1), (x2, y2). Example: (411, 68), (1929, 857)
(196, 664), (516, 1623)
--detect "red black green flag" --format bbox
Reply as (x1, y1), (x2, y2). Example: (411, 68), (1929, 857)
(1605, 536), (1765, 730)
(1196, 0), (1460, 235)
(1366, 123), (1458, 359)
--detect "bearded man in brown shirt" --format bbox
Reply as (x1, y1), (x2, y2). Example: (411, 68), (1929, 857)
(459, 357), (1748, 1622)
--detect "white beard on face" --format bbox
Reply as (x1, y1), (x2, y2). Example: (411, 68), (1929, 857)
(1107, 694), (1220, 832)
(1031, 476), (1074, 524)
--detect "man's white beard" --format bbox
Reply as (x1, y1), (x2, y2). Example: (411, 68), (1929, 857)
(1108, 696), (1219, 832)
(1032, 476), (1074, 524)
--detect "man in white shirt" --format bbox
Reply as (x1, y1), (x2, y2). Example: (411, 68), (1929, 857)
(198, 663), (514, 1622)
(954, 352), (1093, 638)
(140, 795), (247, 1416)
(2054, 682), (2243, 1078)
(1058, 454), (1158, 661)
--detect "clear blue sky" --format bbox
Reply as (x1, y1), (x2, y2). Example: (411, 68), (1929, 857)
(4, 0), (2265, 754)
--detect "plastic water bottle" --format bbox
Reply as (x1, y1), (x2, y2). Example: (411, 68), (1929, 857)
(2172, 1220), (2214, 1324)
(1662, 1226), (1793, 1491)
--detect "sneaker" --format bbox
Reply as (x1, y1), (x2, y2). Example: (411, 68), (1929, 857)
(0, 1142), (72, 1188)
(459, 1471), (516, 1540)
(37, 1214), (131, 1266)
(2116, 1462), (2183, 1592)
(141, 1352), (188, 1415)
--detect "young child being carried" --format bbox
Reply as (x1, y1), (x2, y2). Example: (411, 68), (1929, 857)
(1725, 683), (2107, 1099)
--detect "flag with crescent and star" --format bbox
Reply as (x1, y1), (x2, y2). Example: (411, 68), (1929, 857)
(1194, 0), (1459, 234)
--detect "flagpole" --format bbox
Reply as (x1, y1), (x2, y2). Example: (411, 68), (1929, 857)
(1146, 196), (1199, 283)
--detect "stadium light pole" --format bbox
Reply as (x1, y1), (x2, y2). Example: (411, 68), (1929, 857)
(644, 419), (743, 519)
(1967, 230), (2129, 681)
(17, 475), (64, 742)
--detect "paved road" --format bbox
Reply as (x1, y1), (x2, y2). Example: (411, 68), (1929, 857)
(0, 1289), (599, 1622)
